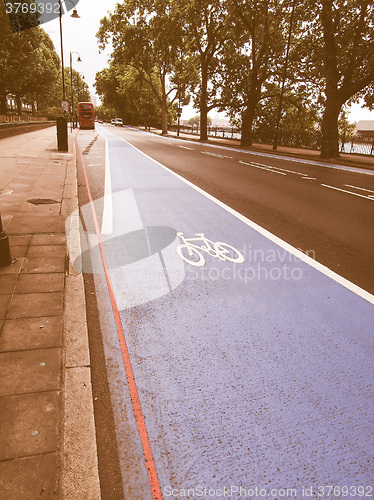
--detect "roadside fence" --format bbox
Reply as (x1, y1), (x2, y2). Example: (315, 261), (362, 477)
(169, 124), (374, 156)
(0, 115), (47, 123)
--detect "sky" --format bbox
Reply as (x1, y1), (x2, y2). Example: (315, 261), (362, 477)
(42, 0), (374, 124)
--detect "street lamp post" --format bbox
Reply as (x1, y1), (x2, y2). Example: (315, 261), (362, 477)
(70, 51), (82, 129)
(57, 0), (80, 151)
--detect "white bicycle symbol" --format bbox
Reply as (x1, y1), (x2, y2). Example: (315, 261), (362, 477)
(176, 232), (244, 267)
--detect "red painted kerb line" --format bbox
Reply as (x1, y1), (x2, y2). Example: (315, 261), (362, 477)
(77, 140), (163, 500)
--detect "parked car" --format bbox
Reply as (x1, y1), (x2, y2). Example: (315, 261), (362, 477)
(113, 118), (123, 127)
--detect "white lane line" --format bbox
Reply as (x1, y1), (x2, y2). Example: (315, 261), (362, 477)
(102, 130), (374, 305)
(202, 151), (233, 159)
(345, 184), (374, 194)
(178, 145), (195, 150)
(98, 134), (113, 234)
(153, 132), (374, 176)
(321, 184), (374, 201)
(239, 160), (286, 175)
(302, 177), (316, 180)
(266, 165), (308, 176)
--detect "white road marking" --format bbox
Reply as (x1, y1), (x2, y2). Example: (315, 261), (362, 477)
(103, 131), (374, 305)
(202, 151), (233, 159)
(98, 134), (113, 234)
(321, 183), (374, 201)
(239, 160), (286, 175)
(267, 165), (308, 176)
(302, 177), (316, 180)
(178, 145), (195, 150)
(345, 184), (374, 194)
(154, 132), (374, 176)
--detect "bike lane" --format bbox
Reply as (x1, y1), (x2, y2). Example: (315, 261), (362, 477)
(71, 128), (374, 499)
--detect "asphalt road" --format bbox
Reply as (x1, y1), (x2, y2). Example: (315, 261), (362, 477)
(102, 125), (374, 294)
(73, 125), (374, 500)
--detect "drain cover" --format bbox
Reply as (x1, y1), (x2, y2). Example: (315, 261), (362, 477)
(27, 198), (59, 205)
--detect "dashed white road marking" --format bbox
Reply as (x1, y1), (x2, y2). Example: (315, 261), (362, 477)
(178, 145), (195, 150)
(321, 183), (374, 201)
(239, 160), (287, 175)
(202, 151), (233, 159)
(101, 131), (374, 305)
(345, 184), (374, 194)
(268, 165), (308, 176)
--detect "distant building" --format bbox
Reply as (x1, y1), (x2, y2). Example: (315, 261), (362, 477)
(90, 95), (97, 107)
(356, 120), (374, 138)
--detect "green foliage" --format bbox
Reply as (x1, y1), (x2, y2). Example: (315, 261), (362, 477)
(296, 0), (374, 157)
(95, 63), (162, 126)
(97, 0), (190, 133)
(5, 0), (41, 32)
(95, 0), (374, 153)
(0, 2), (61, 115)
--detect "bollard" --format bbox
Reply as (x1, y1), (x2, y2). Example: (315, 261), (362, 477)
(0, 212), (12, 268)
(57, 116), (68, 152)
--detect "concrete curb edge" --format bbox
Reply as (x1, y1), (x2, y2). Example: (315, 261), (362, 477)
(60, 131), (101, 499)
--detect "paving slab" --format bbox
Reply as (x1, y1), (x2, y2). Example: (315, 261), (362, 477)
(0, 453), (59, 500)
(0, 391), (59, 461)
(0, 316), (62, 352)
(9, 245), (28, 258)
(6, 215), (65, 234)
(0, 295), (11, 318)
(26, 245), (66, 258)
(15, 273), (64, 294)
(31, 234), (66, 246)
(0, 275), (17, 295)
(21, 255), (65, 274)
(0, 126), (100, 498)
(0, 348), (61, 396)
(7, 235), (32, 246)
(0, 259), (25, 276)
(7, 292), (63, 318)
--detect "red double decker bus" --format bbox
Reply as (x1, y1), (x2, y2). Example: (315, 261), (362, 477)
(77, 102), (95, 129)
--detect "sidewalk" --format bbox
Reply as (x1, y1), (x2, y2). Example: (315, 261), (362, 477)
(148, 127), (374, 170)
(0, 126), (100, 499)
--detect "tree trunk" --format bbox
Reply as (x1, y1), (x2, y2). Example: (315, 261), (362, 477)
(320, 98), (341, 158)
(161, 92), (168, 134)
(0, 94), (7, 115)
(241, 90), (259, 147)
(16, 95), (23, 116)
(320, 0), (341, 159)
(199, 63), (208, 141)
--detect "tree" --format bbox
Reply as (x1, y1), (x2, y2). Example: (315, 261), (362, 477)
(219, 0), (296, 147)
(180, 0), (228, 141)
(0, 2), (61, 115)
(253, 84), (322, 148)
(299, 0), (374, 158)
(95, 62), (162, 127)
(97, 0), (190, 134)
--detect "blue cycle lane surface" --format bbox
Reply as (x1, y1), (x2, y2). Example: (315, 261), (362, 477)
(71, 127), (374, 499)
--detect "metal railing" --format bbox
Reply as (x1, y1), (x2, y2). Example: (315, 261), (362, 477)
(169, 124), (374, 156)
(340, 136), (374, 156)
